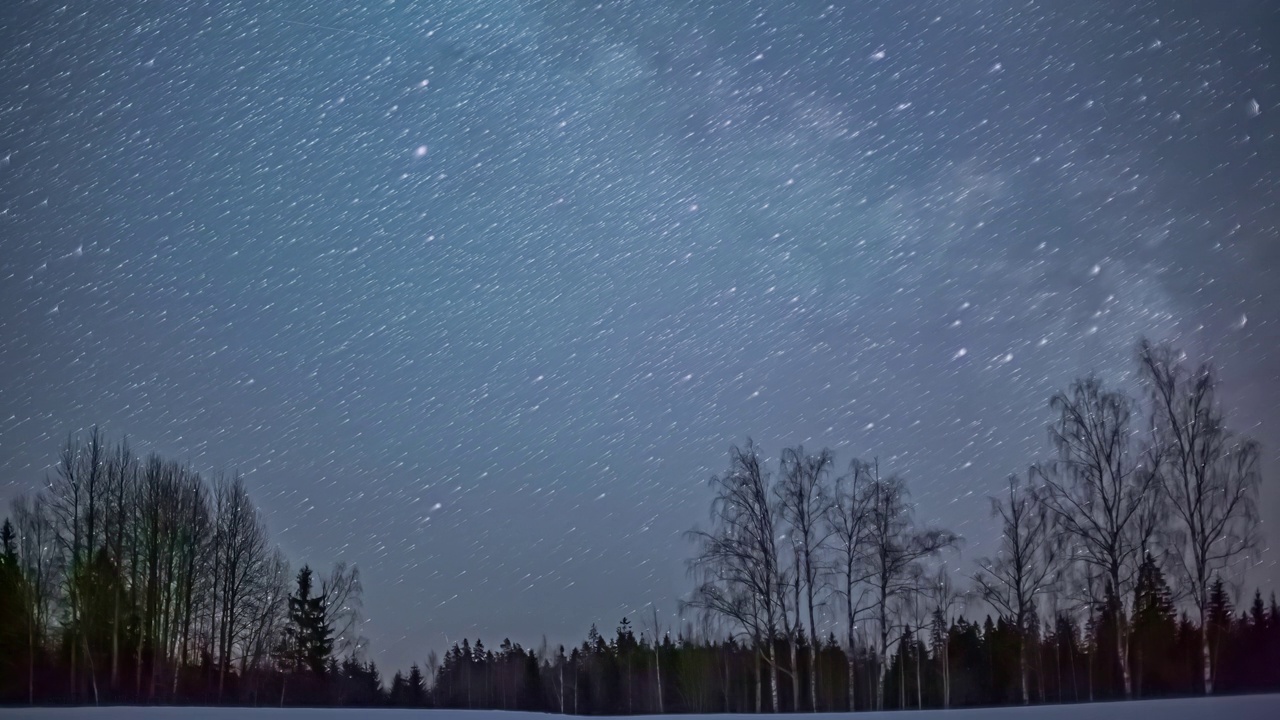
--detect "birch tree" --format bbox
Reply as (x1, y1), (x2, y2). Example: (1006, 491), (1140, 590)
(973, 471), (1061, 705)
(777, 446), (833, 711)
(927, 567), (965, 709)
(825, 458), (875, 712)
(321, 561), (365, 656)
(1037, 376), (1158, 699)
(687, 440), (787, 712)
(643, 605), (665, 713)
(12, 494), (58, 705)
(210, 473), (270, 699)
(1138, 340), (1261, 694)
(48, 427), (108, 703)
(861, 472), (957, 709)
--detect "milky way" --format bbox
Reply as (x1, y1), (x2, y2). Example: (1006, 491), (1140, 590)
(2, 0), (1277, 672)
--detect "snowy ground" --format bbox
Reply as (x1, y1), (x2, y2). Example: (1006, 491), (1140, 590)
(5, 695), (1280, 720)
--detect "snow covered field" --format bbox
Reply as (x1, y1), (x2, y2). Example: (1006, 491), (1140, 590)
(6, 695), (1280, 720)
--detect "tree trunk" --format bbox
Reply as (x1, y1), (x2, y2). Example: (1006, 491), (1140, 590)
(135, 601), (145, 697)
(654, 643), (664, 713)
(810, 642), (818, 711)
(898, 639), (905, 709)
(942, 641), (950, 709)
(769, 643), (780, 713)
(1136, 647), (1144, 698)
(1037, 634), (1045, 703)
(1087, 637), (1094, 703)
(1117, 615), (1132, 699)
(914, 631), (922, 708)
(28, 606), (36, 705)
(69, 606), (77, 702)
(111, 582), (120, 694)
(846, 582), (857, 712)
(83, 631), (100, 705)
(1054, 631), (1062, 703)
(1070, 634), (1078, 702)
(1202, 620), (1213, 694)
(1019, 630), (1029, 705)
(806, 570), (818, 711)
(1199, 590), (1213, 695)
(747, 650), (757, 712)
(790, 636), (799, 711)
(846, 644), (856, 712)
(877, 619), (889, 710)
(725, 652), (731, 713)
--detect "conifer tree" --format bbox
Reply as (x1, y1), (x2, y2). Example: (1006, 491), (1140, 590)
(407, 663), (426, 706)
(0, 519), (28, 702)
(389, 670), (408, 706)
(1131, 554), (1176, 696)
(1206, 578), (1233, 692)
(286, 565), (334, 677)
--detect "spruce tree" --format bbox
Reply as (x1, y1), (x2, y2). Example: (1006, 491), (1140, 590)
(287, 565), (335, 677)
(1131, 554), (1176, 696)
(407, 663), (426, 706)
(1206, 578), (1233, 692)
(1270, 594), (1280, 688)
(389, 670), (408, 706)
(0, 518), (28, 703)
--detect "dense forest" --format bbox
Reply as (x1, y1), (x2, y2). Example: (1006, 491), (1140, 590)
(1, 339), (1276, 711)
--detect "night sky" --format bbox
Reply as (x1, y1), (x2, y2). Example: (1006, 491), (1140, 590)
(2, 0), (1278, 673)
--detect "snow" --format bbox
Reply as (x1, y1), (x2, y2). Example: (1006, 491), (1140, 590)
(6, 695), (1280, 720)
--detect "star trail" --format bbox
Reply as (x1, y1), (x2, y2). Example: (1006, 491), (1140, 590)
(1, 0), (1277, 672)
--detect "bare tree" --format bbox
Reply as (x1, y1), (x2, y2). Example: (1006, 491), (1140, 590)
(321, 561), (364, 656)
(427, 648), (441, 693)
(1037, 376), (1158, 699)
(173, 470), (211, 696)
(973, 471), (1061, 705)
(1138, 340), (1261, 694)
(102, 437), (136, 693)
(825, 458), (875, 711)
(686, 440), (787, 712)
(48, 427), (108, 704)
(903, 565), (932, 709)
(777, 446), (833, 711)
(12, 494), (58, 705)
(134, 454), (180, 698)
(642, 604), (665, 713)
(860, 471), (958, 709)
(5, 429), (312, 707)
(209, 472), (270, 700)
(244, 548), (290, 688)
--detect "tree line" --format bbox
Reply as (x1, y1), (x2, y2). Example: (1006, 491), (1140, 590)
(677, 339), (1270, 711)
(1, 338), (1275, 710)
(0, 428), (361, 706)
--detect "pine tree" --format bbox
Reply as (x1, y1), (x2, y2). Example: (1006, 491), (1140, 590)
(286, 566), (335, 677)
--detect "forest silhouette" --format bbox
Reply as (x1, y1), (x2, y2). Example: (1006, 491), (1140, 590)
(2, 339), (1276, 710)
